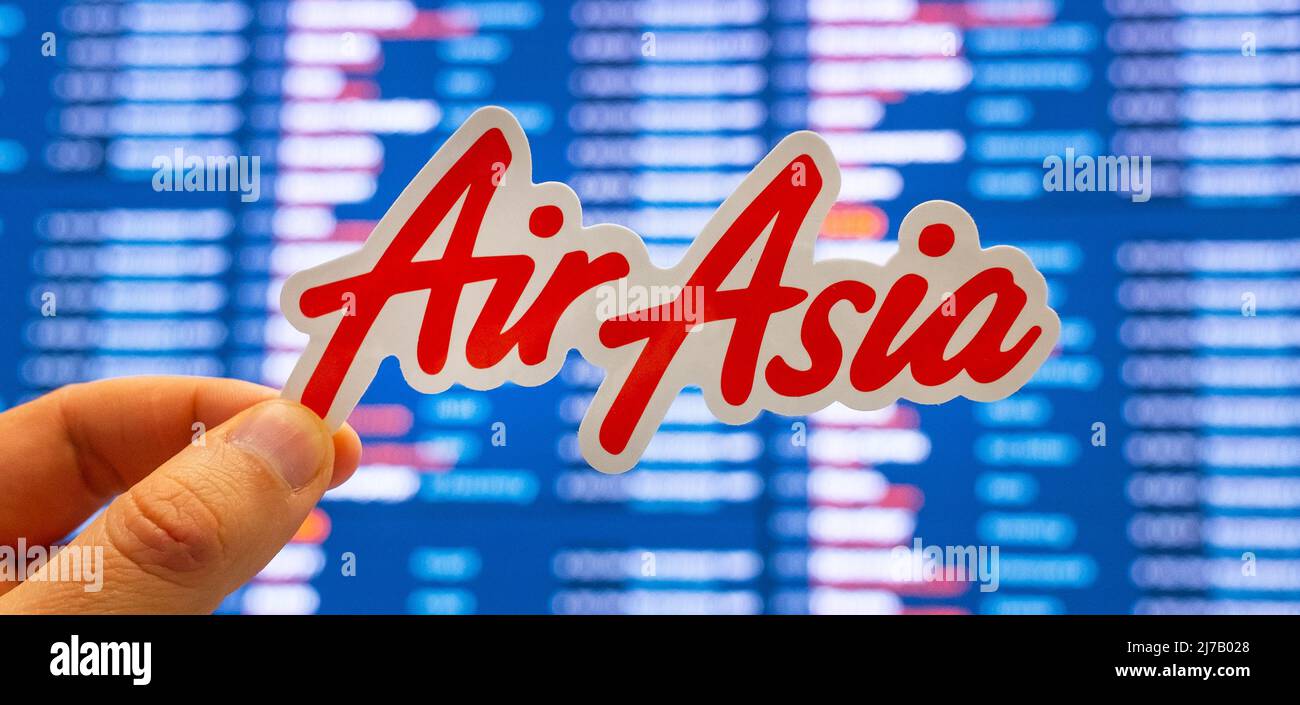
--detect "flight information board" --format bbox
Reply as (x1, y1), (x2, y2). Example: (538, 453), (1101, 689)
(1, 0), (1298, 614)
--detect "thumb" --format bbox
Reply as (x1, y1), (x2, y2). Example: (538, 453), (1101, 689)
(0, 399), (339, 614)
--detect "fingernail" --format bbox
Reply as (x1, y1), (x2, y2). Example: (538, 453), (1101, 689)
(227, 401), (328, 490)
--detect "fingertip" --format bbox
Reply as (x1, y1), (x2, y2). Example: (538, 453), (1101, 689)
(226, 399), (334, 492)
(328, 422), (363, 489)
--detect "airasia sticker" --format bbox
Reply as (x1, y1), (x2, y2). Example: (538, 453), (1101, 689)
(281, 107), (1060, 474)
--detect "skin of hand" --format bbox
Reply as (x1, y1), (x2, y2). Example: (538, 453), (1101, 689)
(0, 376), (362, 614)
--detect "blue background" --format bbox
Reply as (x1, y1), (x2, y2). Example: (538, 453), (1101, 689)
(1, 0), (1297, 614)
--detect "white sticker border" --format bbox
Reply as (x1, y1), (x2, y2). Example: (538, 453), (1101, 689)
(281, 107), (1061, 474)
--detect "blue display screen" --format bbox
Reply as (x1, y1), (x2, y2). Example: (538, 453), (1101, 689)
(2, 0), (1297, 614)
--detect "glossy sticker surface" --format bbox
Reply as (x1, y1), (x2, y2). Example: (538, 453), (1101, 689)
(282, 107), (1060, 473)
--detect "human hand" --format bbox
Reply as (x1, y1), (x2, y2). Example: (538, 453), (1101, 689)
(0, 376), (361, 613)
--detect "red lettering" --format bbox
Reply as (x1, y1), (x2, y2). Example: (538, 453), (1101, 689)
(595, 156), (820, 455)
(849, 269), (1042, 392)
(766, 280), (876, 397)
(296, 128), (628, 419)
(282, 108), (1059, 473)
